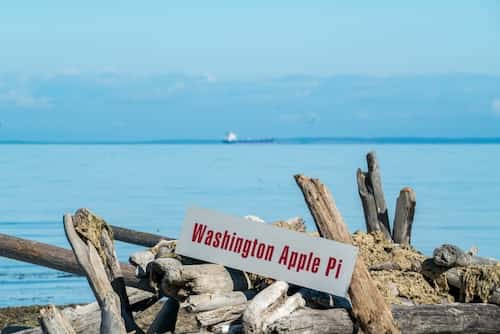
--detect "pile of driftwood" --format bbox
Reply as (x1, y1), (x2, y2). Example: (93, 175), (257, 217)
(1, 151), (500, 334)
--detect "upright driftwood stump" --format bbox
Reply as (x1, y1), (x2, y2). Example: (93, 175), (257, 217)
(295, 174), (400, 334)
(356, 152), (391, 239)
(64, 212), (128, 334)
(39, 305), (76, 334)
(392, 187), (416, 245)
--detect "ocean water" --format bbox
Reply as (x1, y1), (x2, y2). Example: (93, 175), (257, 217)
(0, 143), (499, 306)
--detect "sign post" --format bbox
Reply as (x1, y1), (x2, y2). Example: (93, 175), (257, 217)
(176, 207), (358, 296)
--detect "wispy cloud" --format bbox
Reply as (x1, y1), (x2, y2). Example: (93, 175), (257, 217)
(0, 90), (52, 109)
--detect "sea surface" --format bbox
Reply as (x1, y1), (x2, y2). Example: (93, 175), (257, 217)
(0, 143), (499, 306)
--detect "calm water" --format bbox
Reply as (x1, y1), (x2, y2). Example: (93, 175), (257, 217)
(0, 144), (499, 306)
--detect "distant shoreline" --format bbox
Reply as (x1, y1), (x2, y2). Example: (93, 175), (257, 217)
(1, 137), (500, 145)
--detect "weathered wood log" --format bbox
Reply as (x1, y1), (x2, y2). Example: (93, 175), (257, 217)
(392, 187), (416, 245)
(70, 209), (143, 333)
(64, 214), (127, 334)
(130, 250), (156, 277)
(267, 303), (500, 334)
(161, 264), (252, 299)
(146, 297), (179, 334)
(0, 232), (152, 291)
(211, 321), (243, 334)
(260, 293), (305, 330)
(242, 281), (289, 334)
(265, 307), (354, 334)
(17, 288), (153, 334)
(433, 244), (499, 268)
(366, 151), (391, 234)
(149, 258), (183, 295)
(196, 303), (248, 327)
(294, 174), (400, 334)
(39, 305), (76, 334)
(110, 225), (172, 247)
(296, 287), (335, 309)
(185, 291), (256, 313)
(356, 168), (382, 235)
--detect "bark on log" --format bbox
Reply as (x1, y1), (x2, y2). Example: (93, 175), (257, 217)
(392, 187), (416, 245)
(0, 232), (152, 291)
(185, 291), (256, 313)
(63, 214), (127, 334)
(433, 244), (499, 268)
(294, 174), (400, 334)
(267, 303), (500, 334)
(39, 305), (76, 334)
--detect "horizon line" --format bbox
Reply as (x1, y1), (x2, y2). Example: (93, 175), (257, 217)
(1, 136), (500, 145)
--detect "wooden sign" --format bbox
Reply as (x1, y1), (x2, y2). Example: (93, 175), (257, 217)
(176, 207), (358, 296)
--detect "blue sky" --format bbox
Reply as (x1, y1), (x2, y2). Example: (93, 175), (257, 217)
(2, 1), (499, 78)
(0, 2), (499, 139)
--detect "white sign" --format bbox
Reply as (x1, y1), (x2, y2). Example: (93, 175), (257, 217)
(176, 207), (358, 296)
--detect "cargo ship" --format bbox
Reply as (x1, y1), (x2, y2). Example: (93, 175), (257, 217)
(222, 131), (274, 144)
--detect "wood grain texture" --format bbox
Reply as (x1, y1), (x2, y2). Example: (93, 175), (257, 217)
(392, 187), (416, 245)
(268, 304), (500, 334)
(64, 214), (127, 334)
(294, 174), (400, 334)
(0, 232), (152, 292)
(39, 305), (76, 334)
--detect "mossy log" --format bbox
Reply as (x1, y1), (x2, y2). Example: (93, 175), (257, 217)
(64, 213), (128, 334)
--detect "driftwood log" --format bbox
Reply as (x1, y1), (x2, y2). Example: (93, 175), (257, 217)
(356, 152), (392, 239)
(295, 174), (400, 334)
(146, 297), (179, 334)
(17, 289), (154, 334)
(64, 213), (128, 334)
(433, 244), (499, 268)
(242, 281), (305, 334)
(185, 291), (256, 313)
(110, 225), (172, 247)
(39, 305), (76, 334)
(160, 263), (252, 299)
(392, 187), (416, 245)
(0, 232), (152, 291)
(196, 303), (248, 327)
(267, 303), (500, 334)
